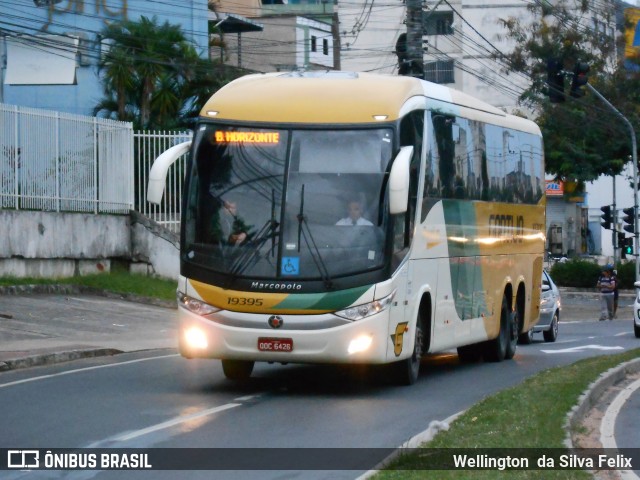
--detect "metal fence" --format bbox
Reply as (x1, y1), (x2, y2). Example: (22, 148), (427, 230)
(134, 130), (192, 234)
(0, 103), (134, 213)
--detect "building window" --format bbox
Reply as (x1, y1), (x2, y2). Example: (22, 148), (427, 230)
(424, 11), (454, 36)
(311, 36), (317, 53)
(424, 60), (454, 84)
(323, 38), (329, 55)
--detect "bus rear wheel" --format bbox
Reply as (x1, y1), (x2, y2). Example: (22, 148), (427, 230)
(221, 359), (255, 380)
(505, 308), (518, 359)
(483, 294), (511, 362)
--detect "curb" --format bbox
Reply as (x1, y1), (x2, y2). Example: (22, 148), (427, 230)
(0, 284), (176, 309)
(564, 357), (640, 449)
(0, 348), (124, 372)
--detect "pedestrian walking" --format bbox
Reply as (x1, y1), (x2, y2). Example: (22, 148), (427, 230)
(596, 265), (616, 321)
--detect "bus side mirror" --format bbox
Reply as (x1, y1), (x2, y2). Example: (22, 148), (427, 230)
(147, 141), (192, 204)
(389, 146), (413, 214)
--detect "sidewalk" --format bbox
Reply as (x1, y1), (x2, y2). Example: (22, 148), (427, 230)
(0, 286), (177, 371)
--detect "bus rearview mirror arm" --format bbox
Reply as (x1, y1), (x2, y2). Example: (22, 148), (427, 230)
(147, 141), (192, 204)
(389, 146), (413, 215)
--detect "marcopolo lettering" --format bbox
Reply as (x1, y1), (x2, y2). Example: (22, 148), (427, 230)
(251, 282), (302, 290)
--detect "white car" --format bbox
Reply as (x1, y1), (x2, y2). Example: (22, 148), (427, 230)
(520, 270), (561, 343)
(634, 281), (640, 338)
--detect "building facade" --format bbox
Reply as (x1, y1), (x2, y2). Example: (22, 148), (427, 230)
(0, 0), (210, 116)
(210, 0), (336, 71)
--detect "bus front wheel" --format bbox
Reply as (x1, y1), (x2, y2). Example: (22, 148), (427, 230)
(221, 359), (255, 380)
(391, 322), (424, 386)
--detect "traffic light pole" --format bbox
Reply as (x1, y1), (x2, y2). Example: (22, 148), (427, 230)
(587, 84), (639, 281)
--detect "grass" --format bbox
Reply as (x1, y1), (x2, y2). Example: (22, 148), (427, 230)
(375, 348), (640, 479)
(0, 272), (178, 302)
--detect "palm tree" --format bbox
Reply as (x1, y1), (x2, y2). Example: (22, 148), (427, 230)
(95, 16), (213, 129)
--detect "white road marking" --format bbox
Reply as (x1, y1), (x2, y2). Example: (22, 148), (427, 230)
(116, 403), (241, 442)
(0, 354), (179, 389)
(541, 345), (624, 354)
(600, 376), (640, 480)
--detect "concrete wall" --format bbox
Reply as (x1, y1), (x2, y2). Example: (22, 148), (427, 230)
(0, 210), (179, 280)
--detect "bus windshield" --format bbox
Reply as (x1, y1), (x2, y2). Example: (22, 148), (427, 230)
(184, 124), (393, 282)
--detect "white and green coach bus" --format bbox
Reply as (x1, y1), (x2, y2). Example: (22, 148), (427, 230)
(148, 71), (546, 385)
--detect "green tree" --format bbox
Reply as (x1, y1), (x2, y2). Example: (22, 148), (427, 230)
(94, 16), (239, 129)
(497, 0), (640, 182)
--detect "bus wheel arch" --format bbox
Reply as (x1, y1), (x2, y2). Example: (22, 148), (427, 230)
(417, 293), (432, 354)
(390, 292), (432, 385)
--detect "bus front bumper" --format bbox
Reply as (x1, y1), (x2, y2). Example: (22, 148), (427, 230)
(177, 307), (394, 365)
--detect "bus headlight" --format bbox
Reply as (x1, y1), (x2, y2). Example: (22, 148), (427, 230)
(348, 335), (373, 354)
(184, 327), (208, 349)
(335, 290), (396, 321)
(178, 292), (220, 316)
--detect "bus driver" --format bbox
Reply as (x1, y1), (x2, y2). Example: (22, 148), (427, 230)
(336, 198), (373, 226)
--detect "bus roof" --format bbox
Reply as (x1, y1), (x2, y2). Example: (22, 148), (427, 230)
(200, 71), (540, 135)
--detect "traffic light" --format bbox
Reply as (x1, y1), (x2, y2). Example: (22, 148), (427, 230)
(570, 62), (590, 98)
(395, 33), (409, 76)
(546, 58), (565, 103)
(600, 205), (612, 230)
(622, 206), (636, 234)
(619, 232), (627, 259)
(622, 237), (634, 258)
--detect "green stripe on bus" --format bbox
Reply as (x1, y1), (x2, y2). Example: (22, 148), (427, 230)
(274, 285), (371, 311)
(442, 200), (480, 257)
(442, 201), (487, 320)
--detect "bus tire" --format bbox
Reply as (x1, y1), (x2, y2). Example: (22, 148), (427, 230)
(221, 359), (254, 380)
(392, 321), (423, 386)
(483, 294), (510, 362)
(505, 309), (518, 359)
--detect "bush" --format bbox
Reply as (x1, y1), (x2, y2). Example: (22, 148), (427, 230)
(549, 259), (602, 288)
(549, 258), (636, 289)
(615, 261), (635, 289)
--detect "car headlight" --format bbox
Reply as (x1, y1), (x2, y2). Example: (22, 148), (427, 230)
(335, 290), (396, 321)
(540, 295), (553, 308)
(178, 292), (219, 316)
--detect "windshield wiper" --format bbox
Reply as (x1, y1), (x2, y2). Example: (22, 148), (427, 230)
(297, 184), (333, 289)
(227, 189), (280, 281)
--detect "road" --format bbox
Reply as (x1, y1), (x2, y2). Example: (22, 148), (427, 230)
(0, 295), (638, 480)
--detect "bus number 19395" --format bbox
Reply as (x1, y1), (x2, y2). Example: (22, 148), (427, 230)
(228, 297), (264, 306)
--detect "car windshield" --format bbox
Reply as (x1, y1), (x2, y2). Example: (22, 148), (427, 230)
(183, 124), (393, 282)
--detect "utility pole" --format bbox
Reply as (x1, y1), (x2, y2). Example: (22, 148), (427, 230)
(612, 177), (617, 265)
(406, 0), (424, 78)
(587, 84), (639, 281)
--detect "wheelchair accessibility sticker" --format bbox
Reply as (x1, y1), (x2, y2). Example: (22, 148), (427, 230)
(281, 257), (300, 276)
